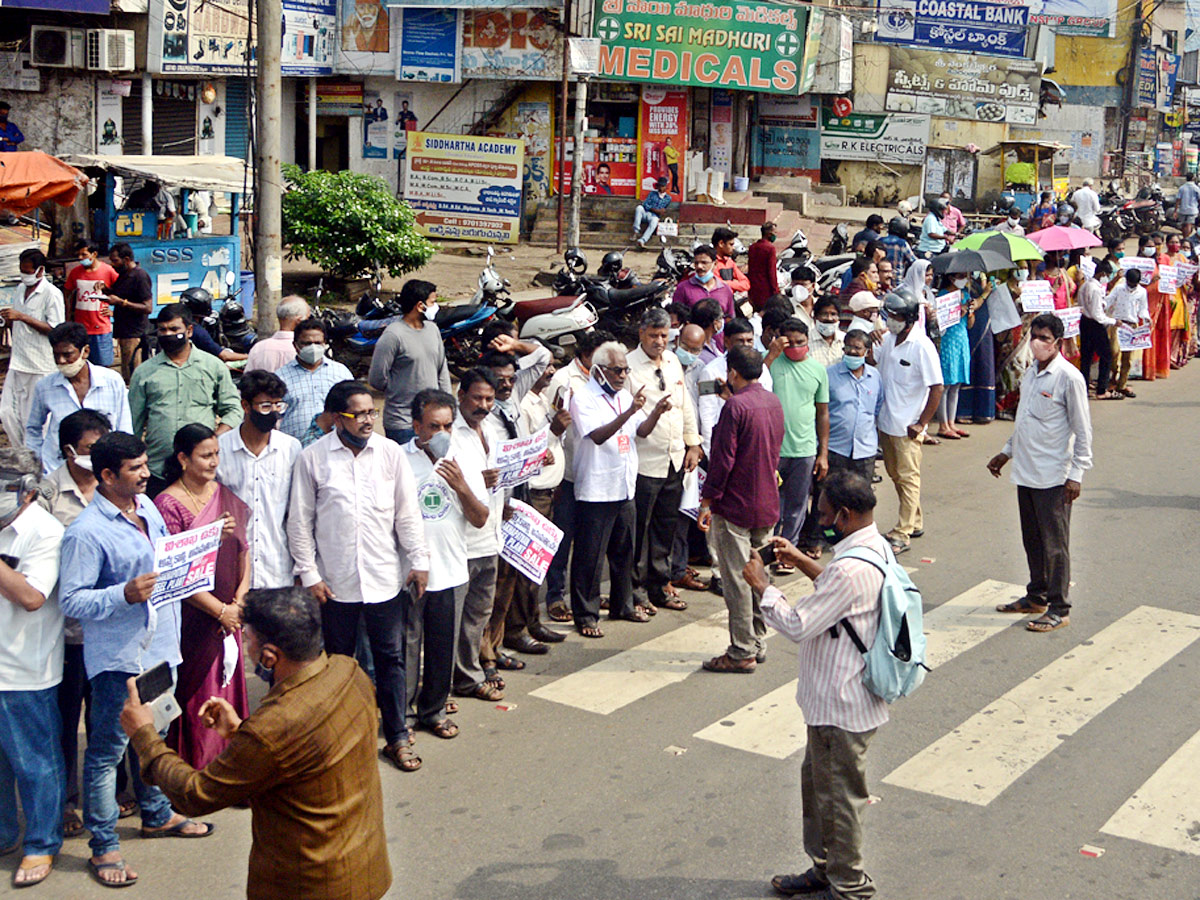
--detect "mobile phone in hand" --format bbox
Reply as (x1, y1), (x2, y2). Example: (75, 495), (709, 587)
(135, 661), (173, 705)
(756, 543), (777, 567)
(698, 379), (720, 396)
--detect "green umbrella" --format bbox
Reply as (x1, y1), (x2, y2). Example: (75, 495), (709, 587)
(952, 230), (1043, 263)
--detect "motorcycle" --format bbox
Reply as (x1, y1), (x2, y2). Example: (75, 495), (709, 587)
(541, 248), (667, 346)
(825, 223), (851, 256)
(491, 248), (600, 356)
(653, 239), (693, 284)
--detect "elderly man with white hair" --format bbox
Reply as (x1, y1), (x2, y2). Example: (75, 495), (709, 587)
(244, 295), (311, 373)
(1071, 178), (1101, 232)
(566, 341), (671, 638)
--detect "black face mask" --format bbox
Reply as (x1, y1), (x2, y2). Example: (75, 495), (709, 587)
(822, 509), (847, 545)
(158, 332), (188, 354)
(249, 410), (281, 432)
(339, 427), (369, 449)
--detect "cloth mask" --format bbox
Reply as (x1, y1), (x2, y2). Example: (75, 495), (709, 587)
(158, 332), (188, 354)
(843, 354), (866, 371)
(953, 278), (968, 290)
(822, 510), (847, 545)
(1031, 339), (1057, 362)
(249, 410), (281, 432)
(427, 431), (451, 459)
(58, 358), (87, 378)
(816, 321), (838, 338)
(783, 345), (809, 362)
(298, 344), (326, 365)
(1141, 249), (1155, 257)
(19, 271), (42, 287)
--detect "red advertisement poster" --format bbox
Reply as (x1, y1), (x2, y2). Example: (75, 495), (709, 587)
(637, 87), (688, 202)
(551, 139), (638, 196)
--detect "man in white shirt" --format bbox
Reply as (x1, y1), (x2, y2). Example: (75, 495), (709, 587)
(994, 211), (1025, 235)
(403, 389), (489, 753)
(287, 379), (429, 772)
(568, 342), (668, 638)
(744, 470), (888, 900)
(217, 371), (301, 590)
(988, 314), (1092, 634)
(1070, 178), (1102, 232)
(626, 307), (702, 614)
(669, 323), (713, 593)
(876, 288), (943, 554)
(0, 447), (66, 888)
(1105, 268), (1148, 397)
(244, 295), (308, 373)
(1, 250), (65, 447)
(1076, 260), (1118, 399)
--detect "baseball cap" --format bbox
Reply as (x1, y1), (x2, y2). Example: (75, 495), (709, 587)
(849, 290), (881, 312)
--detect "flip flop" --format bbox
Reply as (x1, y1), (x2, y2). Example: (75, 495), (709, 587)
(140, 818), (214, 839)
(1027, 613), (1069, 633)
(88, 858), (137, 889)
(12, 855), (53, 889)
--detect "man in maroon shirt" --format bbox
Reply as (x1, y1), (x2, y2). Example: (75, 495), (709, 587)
(697, 345), (785, 673)
(747, 222), (778, 311)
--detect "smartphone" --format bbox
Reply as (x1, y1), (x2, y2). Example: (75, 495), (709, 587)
(698, 379), (721, 396)
(135, 661), (174, 705)
(756, 543), (777, 567)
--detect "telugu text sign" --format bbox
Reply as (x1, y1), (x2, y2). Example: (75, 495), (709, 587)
(819, 111), (930, 165)
(404, 132), (524, 244)
(150, 521), (222, 608)
(1053, 306), (1081, 339)
(885, 46), (1041, 125)
(875, 0), (1029, 58)
(1020, 279), (1054, 312)
(492, 426), (550, 492)
(500, 499), (564, 584)
(594, 0), (810, 95)
(935, 290), (963, 331)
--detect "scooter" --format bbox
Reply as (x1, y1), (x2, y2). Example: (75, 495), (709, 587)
(484, 248), (599, 356)
(778, 228), (812, 265)
(538, 248), (665, 346)
(825, 223), (851, 255)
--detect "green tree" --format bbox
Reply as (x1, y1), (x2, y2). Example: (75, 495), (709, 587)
(282, 164), (435, 280)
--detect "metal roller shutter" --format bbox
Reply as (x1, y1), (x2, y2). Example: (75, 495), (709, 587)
(120, 80), (197, 155)
(224, 78), (250, 160)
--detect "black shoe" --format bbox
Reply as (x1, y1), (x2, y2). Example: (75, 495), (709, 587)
(911, 528), (924, 538)
(528, 624), (566, 643)
(708, 575), (724, 596)
(771, 870), (829, 896)
(502, 634), (549, 655)
(755, 650), (767, 664)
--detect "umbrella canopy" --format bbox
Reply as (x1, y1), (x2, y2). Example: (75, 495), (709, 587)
(953, 230), (1044, 263)
(0, 151), (88, 216)
(1027, 225), (1103, 252)
(931, 248), (1012, 276)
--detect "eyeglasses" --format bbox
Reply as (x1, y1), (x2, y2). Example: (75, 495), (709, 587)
(251, 400), (288, 413)
(602, 365), (629, 375)
(338, 409), (379, 423)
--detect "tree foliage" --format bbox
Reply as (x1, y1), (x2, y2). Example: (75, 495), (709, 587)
(282, 164), (435, 281)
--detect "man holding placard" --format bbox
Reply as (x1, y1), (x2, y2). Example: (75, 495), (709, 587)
(1106, 269), (1149, 398)
(1077, 260), (1119, 399)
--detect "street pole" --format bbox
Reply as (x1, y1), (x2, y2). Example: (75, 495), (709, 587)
(555, 0), (573, 253)
(308, 75), (318, 171)
(568, 77), (587, 249)
(254, 0), (283, 336)
(141, 72), (152, 153)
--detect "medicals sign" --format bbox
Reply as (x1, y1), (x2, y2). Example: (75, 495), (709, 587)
(403, 132), (524, 245)
(593, 0), (810, 95)
(820, 110), (930, 165)
(875, 0), (1029, 58)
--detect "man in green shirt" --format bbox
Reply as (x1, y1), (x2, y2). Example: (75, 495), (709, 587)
(128, 303), (242, 496)
(766, 318), (829, 567)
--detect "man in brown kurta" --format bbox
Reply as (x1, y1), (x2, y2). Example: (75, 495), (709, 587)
(122, 586), (391, 900)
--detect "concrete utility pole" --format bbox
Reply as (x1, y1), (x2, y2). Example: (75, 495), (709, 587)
(141, 73), (152, 153)
(567, 78), (587, 248)
(308, 75), (318, 172)
(254, 0), (284, 335)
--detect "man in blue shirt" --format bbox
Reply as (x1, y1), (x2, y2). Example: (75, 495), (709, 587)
(825, 330), (883, 482)
(916, 198), (948, 258)
(1176, 172), (1200, 238)
(275, 318), (353, 443)
(880, 216), (916, 278)
(0, 102), (23, 152)
(633, 177), (673, 247)
(851, 215), (885, 253)
(59, 432), (213, 887)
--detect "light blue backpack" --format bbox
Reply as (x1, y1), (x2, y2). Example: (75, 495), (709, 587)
(830, 544), (929, 703)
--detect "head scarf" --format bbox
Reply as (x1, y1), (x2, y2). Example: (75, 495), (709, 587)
(899, 258), (936, 305)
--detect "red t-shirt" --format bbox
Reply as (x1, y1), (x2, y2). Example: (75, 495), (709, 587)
(64, 261), (118, 335)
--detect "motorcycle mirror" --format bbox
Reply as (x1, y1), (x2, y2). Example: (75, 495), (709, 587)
(488, 246), (495, 259)
(224, 271), (236, 287)
(503, 279), (510, 286)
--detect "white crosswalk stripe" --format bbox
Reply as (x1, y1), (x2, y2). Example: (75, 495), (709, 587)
(882, 605), (1200, 806)
(1100, 727), (1200, 855)
(693, 578), (1022, 759)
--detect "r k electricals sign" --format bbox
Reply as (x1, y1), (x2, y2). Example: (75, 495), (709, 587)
(594, 0), (810, 95)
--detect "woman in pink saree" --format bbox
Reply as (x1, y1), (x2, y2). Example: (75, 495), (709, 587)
(154, 423), (250, 769)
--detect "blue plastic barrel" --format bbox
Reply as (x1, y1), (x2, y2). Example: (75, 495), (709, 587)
(238, 271), (255, 316)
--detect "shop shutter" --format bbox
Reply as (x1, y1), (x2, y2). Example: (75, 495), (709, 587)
(225, 78), (250, 159)
(121, 79), (143, 154)
(153, 93), (197, 155)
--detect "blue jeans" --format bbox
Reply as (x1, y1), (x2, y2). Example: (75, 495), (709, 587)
(84, 671), (174, 856)
(633, 207), (660, 244)
(88, 332), (115, 367)
(0, 687), (65, 856)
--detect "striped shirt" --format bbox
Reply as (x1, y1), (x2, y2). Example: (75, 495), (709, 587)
(761, 523), (890, 732)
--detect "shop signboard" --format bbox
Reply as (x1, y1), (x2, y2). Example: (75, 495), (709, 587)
(6, 0), (108, 12)
(875, 0), (1029, 58)
(637, 87), (688, 201)
(396, 8), (460, 82)
(552, 140), (638, 198)
(336, 0), (397, 75)
(820, 110), (930, 165)
(1138, 47), (1179, 113)
(885, 47), (1041, 125)
(462, 9), (562, 80)
(1019, 0), (1116, 38)
(594, 0), (810, 95)
(315, 81), (364, 116)
(281, 0), (337, 75)
(149, 0), (254, 73)
(404, 131), (524, 245)
(112, 232), (243, 310)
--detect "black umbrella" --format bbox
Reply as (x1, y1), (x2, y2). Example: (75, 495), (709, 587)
(930, 248), (1011, 275)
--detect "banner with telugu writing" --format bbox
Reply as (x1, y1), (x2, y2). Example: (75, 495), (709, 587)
(875, 0), (1029, 59)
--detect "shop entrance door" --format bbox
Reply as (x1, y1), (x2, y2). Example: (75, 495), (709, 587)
(317, 118), (349, 173)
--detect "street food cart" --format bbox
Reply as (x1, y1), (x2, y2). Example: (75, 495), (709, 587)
(62, 155), (253, 314)
(981, 140), (1071, 212)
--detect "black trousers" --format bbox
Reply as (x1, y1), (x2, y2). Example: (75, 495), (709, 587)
(1079, 316), (1112, 394)
(1017, 485), (1072, 616)
(633, 464), (684, 603)
(570, 498), (636, 626)
(322, 593), (407, 745)
(404, 585), (461, 730)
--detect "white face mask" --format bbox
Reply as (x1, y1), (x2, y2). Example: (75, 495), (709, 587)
(1008, 216), (1020, 224)
(886, 317), (907, 335)
(1016, 270), (1029, 283)
(953, 278), (968, 290)
(57, 358), (87, 378)
(19, 269), (42, 287)
(816, 321), (838, 337)
(68, 447), (93, 471)
(1141, 248), (1156, 257)
(424, 302), (439, 322)
(791, 285), (810, 304)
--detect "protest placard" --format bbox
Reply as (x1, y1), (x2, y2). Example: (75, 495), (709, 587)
(149, 520), (222, 608)
(1119, 256), (1156, 285)
(1020, 280), (1055, 312)
(1157, 264), (1178, 294)
(1178, 263), (1199, 281)
(1117, 323), (1153, 351)
(492, 426), (549, 492)
(1053, 306), (1082, 339)
(499, 499), (564, 584)
(935, 290), (963, 331)
(679, 468), (707, 521)
(1078, 256), (1096, 280)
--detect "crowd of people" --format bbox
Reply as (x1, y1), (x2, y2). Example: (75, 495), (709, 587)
(0, 195), (1178, 898)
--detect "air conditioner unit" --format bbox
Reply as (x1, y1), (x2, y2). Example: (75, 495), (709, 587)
(30, 26), (86, 68)
(87, 29), (136, 72)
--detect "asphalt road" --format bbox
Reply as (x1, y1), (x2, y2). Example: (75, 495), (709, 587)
(7, 363), (1200, 900)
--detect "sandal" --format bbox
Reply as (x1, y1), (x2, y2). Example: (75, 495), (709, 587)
(798, 545), (822, 560)
(954, 428), (971, 438)
(935, 430), (960, 440)
(639, 600), (658, 616)
(996, 598), (1048, 615)
(117, 798), (137, 820)
(701, 653), (757, 674)
(63, 809), (85, 839)
(1027, 613), (1069, 633)
(657, 596), (688, 611)
(88, 858), (137, 889)
(547, 604), (573, 622)
(424, 718), (459, 739)
(772, 562), (795, 575)
(13, 855), (53, 888)
(1120, 388), (1137, 398)
(610, 608), (650, 623)
(494, 653), (525, 671)
(576, 623), (604, 638)
(482, 665), (506, 689)
(922, 435), (943, 445)
(1095, 391), (1125, 400)
(885, 533), (910, 555)
(445, 698), (459, 715)
(457, 681), (504, 701)
(140, 817), (214, 839)
(380, 740), (422, 772)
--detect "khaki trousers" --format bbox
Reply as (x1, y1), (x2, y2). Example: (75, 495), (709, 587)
(879, 432), (922, 539)
(1108, 325), (1133, 390)
(0, 369), (40, 449)
(801, 724), (878, 900)
(710, 514), (771, 660)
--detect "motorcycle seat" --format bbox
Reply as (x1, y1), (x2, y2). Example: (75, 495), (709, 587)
(603, 282), (667, 305)
(435, 304), (485, 328)
(512, 294), (579, 322)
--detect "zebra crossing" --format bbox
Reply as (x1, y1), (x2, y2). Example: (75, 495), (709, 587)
(527, 576), (1200, 858)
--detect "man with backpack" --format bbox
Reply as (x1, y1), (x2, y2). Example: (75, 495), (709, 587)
(745, 469), (894, 900)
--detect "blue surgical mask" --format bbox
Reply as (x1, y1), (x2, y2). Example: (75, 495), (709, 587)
(696, 270), (714, 284)
(675, 347), (697, 367)
(843, 354), (866, 371)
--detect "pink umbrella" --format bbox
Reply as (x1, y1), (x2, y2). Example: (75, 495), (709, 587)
(1027, 225), (1103, 251)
